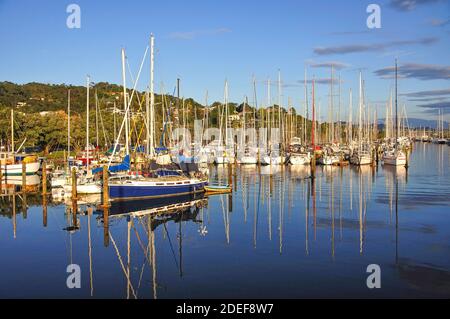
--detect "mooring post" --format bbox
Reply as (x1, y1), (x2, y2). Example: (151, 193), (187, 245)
(71, 199), (77, 228)
(227, 163), (232, 188)
(102, 165), (110, 207)
(311, 151), (316, 180)
(0, 166), (3, 190)
(42, 161), (47, 195)
(71, 167), (77, 200)
(22, 161), (26, 191)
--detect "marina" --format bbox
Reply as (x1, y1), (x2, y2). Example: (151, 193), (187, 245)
(0, 142), (448, 298)
(0, 0), (449, 302)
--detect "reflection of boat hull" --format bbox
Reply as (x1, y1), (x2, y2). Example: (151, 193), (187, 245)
(63, 183), (102, 194)
(1, 174), (40, 185)
(105, 193), (205, 216)
(1, 162), (40, 176)
(109, 179), (206, 201)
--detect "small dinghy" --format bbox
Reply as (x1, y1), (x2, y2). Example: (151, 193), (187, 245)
(204, 184), (232, 194)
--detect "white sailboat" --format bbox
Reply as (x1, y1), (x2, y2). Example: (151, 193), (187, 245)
(0, 109), (40, 176)
(54, 77), (101, 194)
(261, 72), (286, 165)
(214, 81), (232, 164)
(237, 97), (257, 164)
(350, 71), (372, 166)
(383, 60), (406, 167)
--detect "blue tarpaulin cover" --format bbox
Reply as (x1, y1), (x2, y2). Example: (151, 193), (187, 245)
(92, 155), (130, 174)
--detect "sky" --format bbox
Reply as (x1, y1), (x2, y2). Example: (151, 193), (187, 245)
(0, 0), (449, 121)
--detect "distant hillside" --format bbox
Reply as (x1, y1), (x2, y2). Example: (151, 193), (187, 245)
(378, 118), (448, 129)
(0, 81), (208, 114)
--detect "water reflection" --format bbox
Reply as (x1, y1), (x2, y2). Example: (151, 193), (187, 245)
(0, 143), (449, 298)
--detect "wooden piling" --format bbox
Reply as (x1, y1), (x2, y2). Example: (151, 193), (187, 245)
(22, 161), (26, 190)
(0, 166), (3, 190)
(71, 199), (77, 228)
(71, 167), (77, 200)
(227, 163), (232, 187)
(42, 161), (47, 195)
(102, 165), (110, 207)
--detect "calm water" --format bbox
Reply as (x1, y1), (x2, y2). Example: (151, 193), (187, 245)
(0, 143), (449, 298)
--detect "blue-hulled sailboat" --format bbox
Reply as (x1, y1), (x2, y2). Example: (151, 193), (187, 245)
(107, 38), (207, 202)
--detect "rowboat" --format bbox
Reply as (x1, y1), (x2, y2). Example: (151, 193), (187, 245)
(204, 184), (232, 194)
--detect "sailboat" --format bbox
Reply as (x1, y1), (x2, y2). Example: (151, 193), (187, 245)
(350, 72), (372, 166)
(214, 80), (232, 164)
(0, 109), (40, 177)
(435, 109), (447, 144)
(237, 97), (257, 164)
(289, 72), (311, 166)
(261, 73), (286, 165)
(383, 60), (407, 167)
(53, 78), (102, 195)
(108, 36), (207, 201)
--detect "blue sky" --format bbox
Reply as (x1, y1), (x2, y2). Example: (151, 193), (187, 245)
(0, 0), (449, 121)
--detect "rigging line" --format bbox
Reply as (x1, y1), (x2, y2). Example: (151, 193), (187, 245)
(107, 45), (149, 168)
(132, 219), (152, 265)
(109, 230), (138, 299)
(126, 59), (143, 107)
(136, 256), (147, 297)
(97, 97), (109, 146)
(162, 222), (180, 270)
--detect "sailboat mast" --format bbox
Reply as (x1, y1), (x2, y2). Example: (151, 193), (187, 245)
(304, 68), (308, 144)
(95, 90), (99, 147)
(149, 33), (155, 157)
(358, 71), (362, 150)
(86, 75), (90, 171)
(121, 48), (129, 156)
(330, 65), (334, 143)
(349, 89), (352, 146)
(68, 89), (71, 161)
(395, 59), (398, 153)
(225, 80), (229, 150)
(278, 70), (282, 150)
(311, 79), (315, 149)
(267, 78), (271, 148)
(11, 109), (14, 154)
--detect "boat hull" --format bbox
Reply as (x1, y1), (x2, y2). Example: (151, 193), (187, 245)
(0, 162), (40, 176)
(63, 183), (102, 194)
(109, 179), (206, 201)
(319, 156), (339, 165)
(261, 156), (285, 165)
(383, 154), (407, 166)
(350, 155), (372, 166)
(289, 154), (311, 165)
(237, 156), (258, 164)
